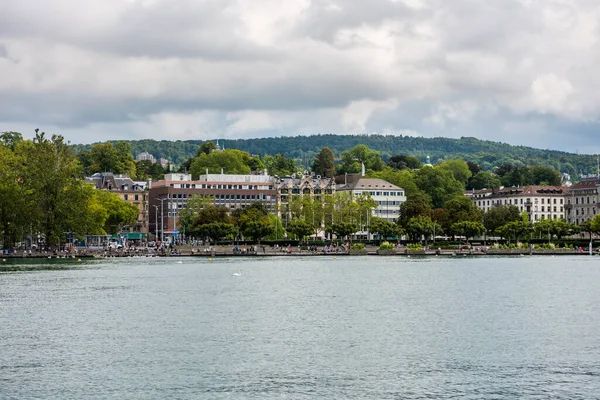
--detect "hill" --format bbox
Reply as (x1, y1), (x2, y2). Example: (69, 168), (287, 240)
(72, 134), (597, 178)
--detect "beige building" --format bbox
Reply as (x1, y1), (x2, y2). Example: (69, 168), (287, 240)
(466, 185), (566, 222)
(565, 177), (600, 225)
(336, 176), (406, 223)
(273, 173), (336, 225)
(85, 173), (150, 239)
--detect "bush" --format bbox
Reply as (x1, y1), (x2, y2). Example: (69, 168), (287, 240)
(350, 243), (365, 250)
(379, 241), (395, 250)
(406, 243), (423, 251)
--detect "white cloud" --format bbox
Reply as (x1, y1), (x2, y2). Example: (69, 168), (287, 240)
(2, 0), (600, 152)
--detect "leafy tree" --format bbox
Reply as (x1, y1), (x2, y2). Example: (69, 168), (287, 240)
(437, 159), (472, 186)
(247, 156), (266, 172)
(313, 147), (336, 178)
(484, 205), (521, 236)
(405, 215), (435, 243)
(265, 213), (286, 240)
(467, 171), (501, 190)
(370, 167), (420, 198)
(451, 221), (485, 242)
(387, 155), (422, 170)
(0, 131), (23, 150)
(339, 144), (385, 174)
(189, 149), (252, 177)
(535, 218), (575, 240)
(264, 154), (298, 176)
(414, 166), (464, 208)
(496, 220), (533, 242)
(397, 192), (432, 228)
(197, 222), (235, 243)
(94, 190), (139, 234)
(198, 141), (218, 155)
(287, 218), (314, 242)
(443, 195), (482, 237)
(177, 195), (212, 237)
(590, 215), (600, 234)
(530, 166), (561, 186)
(466, 161), (481, 177)
(329, 221), (358, 240)
(369, 217), (398, 240)
(232, 202), (273, 242)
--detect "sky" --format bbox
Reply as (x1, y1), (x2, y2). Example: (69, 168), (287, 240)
(1, 0), (600, 153)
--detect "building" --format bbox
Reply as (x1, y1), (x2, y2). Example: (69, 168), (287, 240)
(84, 173), (150, 239)
(565, 177), (600, 225)
(273, 173), (336, 225)
(466, 185), (566, 222)
(136, 152), (156, 163)
(336, 175), (406, 223)
(148, 172), (277, 241)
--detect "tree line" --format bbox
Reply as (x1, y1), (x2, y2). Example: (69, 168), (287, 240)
(0, 131), (140, 250)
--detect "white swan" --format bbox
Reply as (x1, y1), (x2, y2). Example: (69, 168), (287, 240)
(232, 270), (242, 277)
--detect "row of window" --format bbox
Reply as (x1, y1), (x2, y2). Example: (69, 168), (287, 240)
(476, 197), (564, 207)
(355, 191), (404, 197)
(170, 183), (273, 190)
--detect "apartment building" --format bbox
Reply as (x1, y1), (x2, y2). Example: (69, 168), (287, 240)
(85, 172), (150, 238)
(148, 173), (276, 240)
(466, 185), (566, 221)
(336, 176), (406, 223)
(565, 177), (600, 225)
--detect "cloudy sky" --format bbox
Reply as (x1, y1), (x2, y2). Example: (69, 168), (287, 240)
(1, 0), (600, 153)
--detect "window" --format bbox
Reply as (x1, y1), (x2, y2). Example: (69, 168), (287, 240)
(124, 194), (128, 200)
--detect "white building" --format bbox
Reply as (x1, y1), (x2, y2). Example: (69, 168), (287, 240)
(466, 185), (566, 222)
(336, 176), (406, 223)
(136, 152), (156, 163)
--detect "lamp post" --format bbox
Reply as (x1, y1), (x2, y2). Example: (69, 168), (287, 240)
(153, 205), (159, 240)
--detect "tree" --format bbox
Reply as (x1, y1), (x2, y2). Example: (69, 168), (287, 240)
(387, 155), (422, 170)
(287, 218), (314, 242)
(265, 213), (285, 240)
(370, 167), (420, 198)
(264, 154), (298, 176)
(232, 202), (274, 242)
(414, 166), (464, 208)
(451, 221), (485, 242)
(197, 222), (235, 243)
(313, 147), (336, 178)
(443, 195), (482, 237)
(339, 144), (385, 174)
(437, 159), (472, 186)
(397, 192), (432, 228)
(496, 220), (533, 242)
(369, 217), (398, 241)
(467, 171), (501, 190)
(484, 205), (521, 236)
(198, 141), (218, 155)
(0, 131), (23, 150)
(247, 156), (266, 172)
(405, 215), (435, 243)
(189, 149), (252, 177)
(329, 221), (358, 241)
(20, 131), (98, 247)
(94, 190), (139, 234)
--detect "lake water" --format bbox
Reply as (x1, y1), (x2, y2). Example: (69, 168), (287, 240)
(1, 256), (600, 399)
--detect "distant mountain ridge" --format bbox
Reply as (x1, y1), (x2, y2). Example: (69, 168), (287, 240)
(72, 134), (597, 177)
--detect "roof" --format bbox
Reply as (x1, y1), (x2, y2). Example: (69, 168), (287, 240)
(337, 178), (402, 191)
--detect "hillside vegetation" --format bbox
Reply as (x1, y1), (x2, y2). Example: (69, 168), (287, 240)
(72, 134), (597, 177)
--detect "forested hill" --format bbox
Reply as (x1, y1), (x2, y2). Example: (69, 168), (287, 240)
(72, 134), (597, 177)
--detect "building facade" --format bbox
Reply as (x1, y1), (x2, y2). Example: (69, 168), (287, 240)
(148, 173), (277, 241)
(336, 176), (406, 223)
(466, 185), (566, 222)
(273, 174), (336, 225)
(565, 177), (600, 225)
(85, 173), (150, 238)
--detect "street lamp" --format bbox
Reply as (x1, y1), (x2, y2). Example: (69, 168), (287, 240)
(153, 205), (159, 240)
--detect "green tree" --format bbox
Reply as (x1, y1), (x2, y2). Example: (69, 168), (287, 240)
(287, 218), (314, 242)
(437, 159), (472, 186)
(94, 190), (139, 234)
(484, 205), (521, 236)
(0, 131), (23, 150)
(265, 213), (286, 240)
(496, 220), (533, 242)
(329, 221), (358, 241)
(189, 149), (252, 177)
(264, 154), (298, 176)
(387, 155), (422, 170)
(467, 171), (501, 190)
(370, 167), (420, 198)
(414, 166), (464, 208)
(451, 221), (485, 242)
(406, 215), (435, 243)
(313, 147), (336, 178)
(369, 217), (398, 241)
(339, 144), (385, 174)
(197, 222), (236, 243)
(198, 141), (218, 155)
(397, 192), (432, 228)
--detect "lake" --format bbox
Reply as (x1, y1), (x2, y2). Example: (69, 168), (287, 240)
(1, 256), (599, 399)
